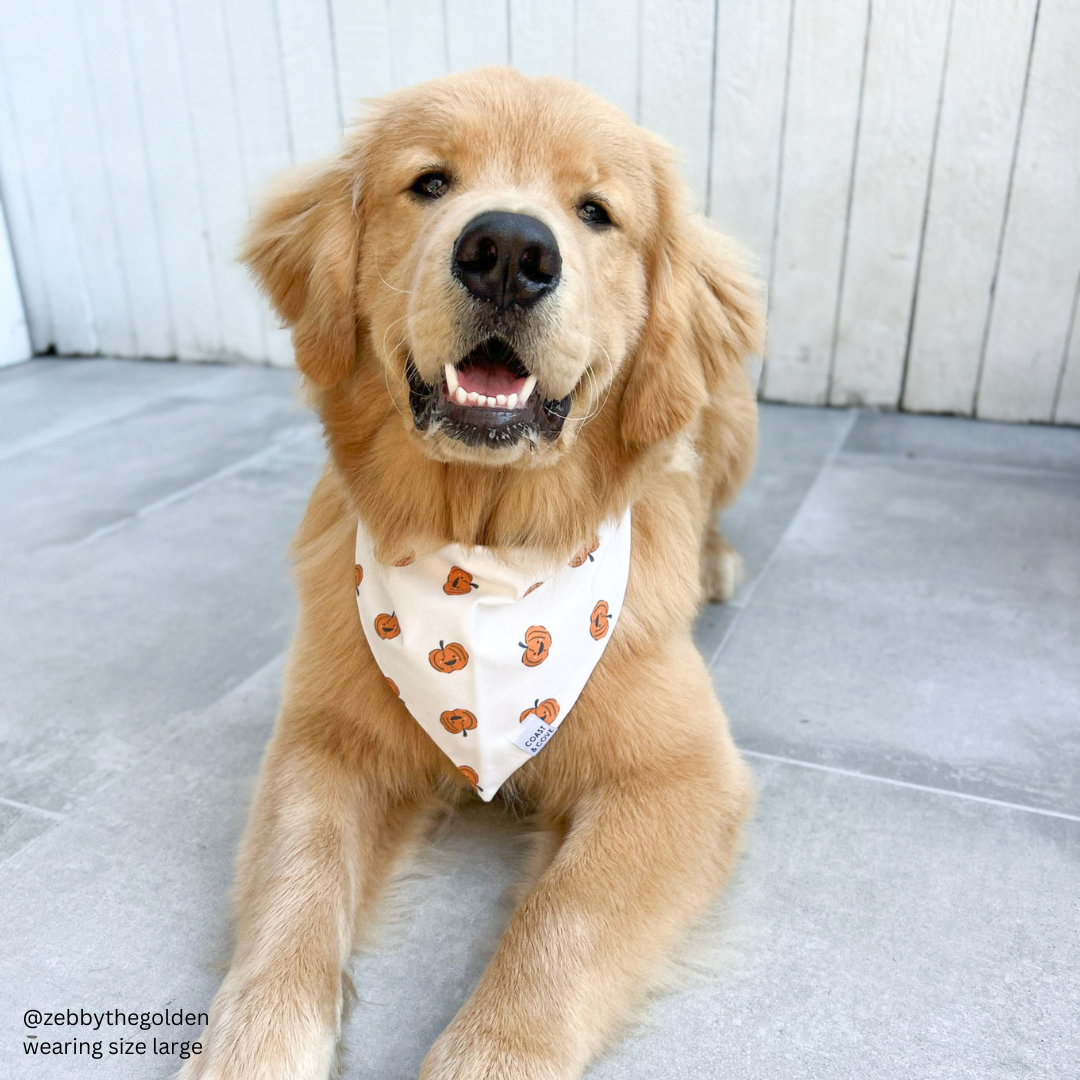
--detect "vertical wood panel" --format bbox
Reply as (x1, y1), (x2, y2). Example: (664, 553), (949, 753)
(387, 0), (449, 85)
(225, 0), (297, 366)
(708, 0), (792, 272)
(0, 0), (1075, 415)
(276, 0), (344, 161)
(0, 201), (31, 366)
(447, 0), (509, 72)
(510, 0), (577, 79)
(575, 0), (640, 120)
(37, 0), (135, 357)
(76, 0), (175, 358)
(760, 0), (868, 405)
(331, 0), (395, 111)
(0, 66), (53, 352)
(175, 0), (266, 361)
(124, 0), (222, 359)
(639, 0), (717, 210)
(0, 4), (96, 354)
(976, 0), (1080, 423)
(830, 0), (953, 407)
(901, 0), (1037, 416)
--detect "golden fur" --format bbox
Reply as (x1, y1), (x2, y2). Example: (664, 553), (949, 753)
(181, 67), (763, 1080)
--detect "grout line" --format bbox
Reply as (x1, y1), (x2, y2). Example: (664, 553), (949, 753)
(706, 408), (860, 668)
(0, 795), (65, 821)
(0, 650), (288, 872)
(837, 447), (1080, 480)
(742, 749), (1080, 824)
(972, 0), (1041, 418)
(66, 423), (316, 548)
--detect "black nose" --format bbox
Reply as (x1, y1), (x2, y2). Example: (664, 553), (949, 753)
(452, 211), (561, 310)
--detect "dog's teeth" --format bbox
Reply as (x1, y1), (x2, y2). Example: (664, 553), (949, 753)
(506, 393), (518, 409)
(455, 386), (467, 405)
(478, 394), (489, 406)
(445, 363), (459, 395)
(467, 391), (479, 405)
(520, 375), (537, 405)
(496, 394), (507, 406)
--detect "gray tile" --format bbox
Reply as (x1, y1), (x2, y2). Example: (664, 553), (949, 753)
(0, 381), (313, 558)
(0, 357), (65, 385)
(0, 357), (269, 460)
(6, 699), (1073, 1080)
(714, 454), (1080, 814)
(0, 657), (286, 1080)
(845, 409), (1080, 473)
(0, 429), (324, 814)
(720, 404), (853, 592)
(694, 403), (849, 664)
(693, 601), (740, 666)
(588, 760), (1079, 1080)
(0, 800), (57, 862)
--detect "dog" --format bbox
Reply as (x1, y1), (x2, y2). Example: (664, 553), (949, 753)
(181, 66), (763, 1080)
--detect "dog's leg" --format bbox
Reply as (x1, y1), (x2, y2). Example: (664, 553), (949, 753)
(700, 515), (744, 603)
(179, 731), (424, 1080)
(420, 709), (752, 1080)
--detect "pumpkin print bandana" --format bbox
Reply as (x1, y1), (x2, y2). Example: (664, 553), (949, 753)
(354, 509), (632, 800)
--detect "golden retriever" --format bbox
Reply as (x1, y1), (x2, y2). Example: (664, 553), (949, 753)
(181, 66), (763, 1080)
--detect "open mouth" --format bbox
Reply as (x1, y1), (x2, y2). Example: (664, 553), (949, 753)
(407, 338), (572, 448)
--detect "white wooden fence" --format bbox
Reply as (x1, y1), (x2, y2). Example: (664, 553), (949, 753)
(0, 1), (1077, 422)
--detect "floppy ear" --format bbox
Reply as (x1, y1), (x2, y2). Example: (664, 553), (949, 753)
(620, 141), (765, 447)
(241, 160), (361, 387)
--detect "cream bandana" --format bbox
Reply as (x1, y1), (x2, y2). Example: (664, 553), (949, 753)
(354, 509), (631, 800)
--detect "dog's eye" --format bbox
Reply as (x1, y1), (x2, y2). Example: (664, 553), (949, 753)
(577, 200), (612, 227)
(410, 171), (451, 200)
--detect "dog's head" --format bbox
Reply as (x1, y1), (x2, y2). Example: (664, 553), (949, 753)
(243, 68), (760, 472)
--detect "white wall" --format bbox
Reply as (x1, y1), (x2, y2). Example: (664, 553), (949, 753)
(0, 0), (1077, 422)
(0, 199), (31, 366)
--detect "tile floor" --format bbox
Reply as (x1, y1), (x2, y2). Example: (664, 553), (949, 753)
(1, 358), (1077, 1079)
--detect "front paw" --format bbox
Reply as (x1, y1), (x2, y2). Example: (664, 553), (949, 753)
(420, 1020), (567, 1080)
(175, 990), (337, 1080)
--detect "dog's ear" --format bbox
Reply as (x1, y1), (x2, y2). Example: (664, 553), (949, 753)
(241, 160), (361, 387)
(619, 138), (764, 447)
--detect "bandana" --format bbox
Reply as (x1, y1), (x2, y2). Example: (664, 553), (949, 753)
(354, 509), (631, 800)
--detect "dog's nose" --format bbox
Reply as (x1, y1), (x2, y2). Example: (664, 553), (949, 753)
(453, 211), (561, 309)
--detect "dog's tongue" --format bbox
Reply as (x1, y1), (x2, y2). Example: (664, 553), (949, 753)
(456, 362), (527, 397)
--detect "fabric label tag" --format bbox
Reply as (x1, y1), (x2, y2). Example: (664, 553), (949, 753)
(511, 716), (558, 756)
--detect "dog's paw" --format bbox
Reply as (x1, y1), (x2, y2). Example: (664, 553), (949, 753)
(701, 529), (744, 604)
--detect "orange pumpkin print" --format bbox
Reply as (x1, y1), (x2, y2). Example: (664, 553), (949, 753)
(524, 581), (544, 596)
(519, 625), (552, 667)
(589, 600), (611, 640)
(440, 708), (477, 736)
(392, 553), (415, 567)
(519, 698), (560, 725)
(569, 537), (600, 567)
(385, 677), (399, 697)
(354, 564), (363, 588)
(374, 612), (400, 639)
(429, 640), (469, 672)
(443, 566), (479, 595)
(459, 765), (479, 787)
